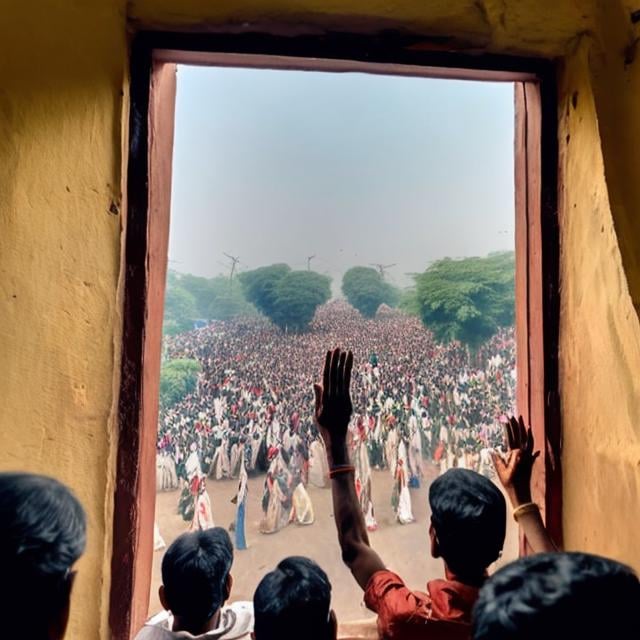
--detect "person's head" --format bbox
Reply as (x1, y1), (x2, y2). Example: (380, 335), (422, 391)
(160, 527), (233, 635)
(0, 472), (86, 639)
(253, 556), (336, 640)
(428, 469), (505, 579)
(473, 552), (640, 639)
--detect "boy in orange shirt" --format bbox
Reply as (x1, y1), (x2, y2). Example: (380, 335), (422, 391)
(314, 348), (554, 640)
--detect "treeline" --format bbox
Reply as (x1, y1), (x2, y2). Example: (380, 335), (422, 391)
(163, 271), (257, 335)
(410, 251), (515, 351)
(163, 251), (514, 352)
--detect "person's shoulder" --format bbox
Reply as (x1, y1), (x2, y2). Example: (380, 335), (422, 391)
(222, 600), (254, 640)
(365, 571), (438, 639)
(133, 612), (173, 640)
(364, 570), (432, 613)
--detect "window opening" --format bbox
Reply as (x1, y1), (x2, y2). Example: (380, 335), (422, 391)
(151, 66), (519, 623)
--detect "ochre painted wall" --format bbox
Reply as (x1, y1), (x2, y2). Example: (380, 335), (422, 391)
(0, 2), (127, 638)
(1, 1), (640, 638)
(558, 37), (640, 563)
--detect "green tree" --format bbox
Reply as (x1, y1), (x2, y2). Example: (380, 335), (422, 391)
(163, 286), (197, 335)
(240, 264), (330, 332)
(414, 251), (515, 352)
(342, 266), (400, 318)
(159, 358), (201, 408)
(239, 264), (291, 318)
(208, 276), (256, 320)
(177, 273), (215, 319)
(398, 287), (420, 316)
(271, 270), (331, 332)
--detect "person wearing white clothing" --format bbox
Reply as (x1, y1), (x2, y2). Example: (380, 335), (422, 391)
(135, 528), (253, 640)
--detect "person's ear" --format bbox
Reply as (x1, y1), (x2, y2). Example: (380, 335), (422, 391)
(159, 585), (169, 611)
(429, 522), (440, 559)
(328, 609), (338, 640)
(224, 573), (233, 601)
(48, 571), (76, 640)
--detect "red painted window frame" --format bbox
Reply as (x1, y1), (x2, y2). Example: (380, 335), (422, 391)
(111, 31), (561, 639)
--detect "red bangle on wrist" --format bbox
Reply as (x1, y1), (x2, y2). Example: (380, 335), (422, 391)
(329, 464), (355, 479)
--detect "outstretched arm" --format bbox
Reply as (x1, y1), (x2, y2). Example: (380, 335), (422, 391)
(314, 348), (386, 590)
(492, 416), (557, 553)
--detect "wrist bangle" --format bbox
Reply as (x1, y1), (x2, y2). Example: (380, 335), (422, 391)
(513, 502), (539, 522)
(329, 464), (355, 479)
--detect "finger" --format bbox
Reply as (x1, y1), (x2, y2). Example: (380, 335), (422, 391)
(323, 351), (331, 398)
(514, 416), (525, 449)
(525, 426), (534, 455)
(337, 350), (347, 396)
(490, 450), (506, 472)
(501, 425), (510, 450)
(329, 348), (340, 398)
(506, 417), (517, 449)
(344, 351), (354, 394)
(507, 449), (522, 473)
(517, 416), (528, 449)
(313, 384), (322, 415)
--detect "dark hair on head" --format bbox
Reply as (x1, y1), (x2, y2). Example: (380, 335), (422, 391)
(473, 552), (640, 639)
(0, 472), (87, 632)
(254, 556), (332, 640)
(161, 527), (233, 629)
(429, 469), (505, 576)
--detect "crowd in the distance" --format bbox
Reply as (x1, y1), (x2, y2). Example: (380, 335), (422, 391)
(157, 302), (516, 530)
(159, 302), (515, 468)
(3, 347), (640, 639)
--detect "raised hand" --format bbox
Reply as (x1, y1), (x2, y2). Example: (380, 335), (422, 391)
(491, 415), (540, 506)
(313, 348), (353, 463)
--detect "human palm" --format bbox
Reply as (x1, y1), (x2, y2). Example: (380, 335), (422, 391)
(314, 348), (353, 458)
(492, 415), (539, 504)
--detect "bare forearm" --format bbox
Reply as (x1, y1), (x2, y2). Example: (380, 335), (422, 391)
(518, 511), (557, 553)
(329, 443), (370, 553)
(328, 441), (385, 589)
(508, 489), (557, 553)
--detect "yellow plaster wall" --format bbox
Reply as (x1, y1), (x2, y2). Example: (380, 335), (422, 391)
(129, 0), (594, 58)
(1, 1), (640, 638)
(558, 36), (640, 564)
(0, 1), (127, 638)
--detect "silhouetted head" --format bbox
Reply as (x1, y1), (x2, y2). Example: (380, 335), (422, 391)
(473, 552), (640, 639)
(0, 472), (86, 639)
(160, 527), (233, 635)
(429, 469), (506, 579)
(253, 556), (336, 640)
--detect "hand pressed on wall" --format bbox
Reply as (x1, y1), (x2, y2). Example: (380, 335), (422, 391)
(491, 415), (540, 507)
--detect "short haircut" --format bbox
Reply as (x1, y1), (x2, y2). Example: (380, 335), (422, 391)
(473, 552), (640, 639)
(429, 469), (505, 576)
(161, 527), (233, 628)
(0, 472), (86, 632)
(254, 556), (331, 640)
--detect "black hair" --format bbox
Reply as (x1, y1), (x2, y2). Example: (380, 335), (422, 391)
(473, 552), (640, 639)
(429, 469), (505, 576)
(161, 527), (233, 629)
(0, 472), (87, 634)
(254, 556), (332, 640)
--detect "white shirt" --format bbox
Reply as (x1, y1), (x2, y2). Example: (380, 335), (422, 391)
(135, 602), (253, 640)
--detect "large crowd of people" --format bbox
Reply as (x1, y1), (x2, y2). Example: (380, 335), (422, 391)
(156, 301), (516, 533)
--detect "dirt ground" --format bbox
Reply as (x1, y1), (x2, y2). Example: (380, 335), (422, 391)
(150, 463), (518, 622)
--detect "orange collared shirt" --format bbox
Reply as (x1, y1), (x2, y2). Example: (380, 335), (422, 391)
(364, 570), (481, 640)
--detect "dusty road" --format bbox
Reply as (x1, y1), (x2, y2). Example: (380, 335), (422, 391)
(151, 464), (518, 622)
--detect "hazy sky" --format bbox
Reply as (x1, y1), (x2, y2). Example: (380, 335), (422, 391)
(169, 66), (514, 290)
